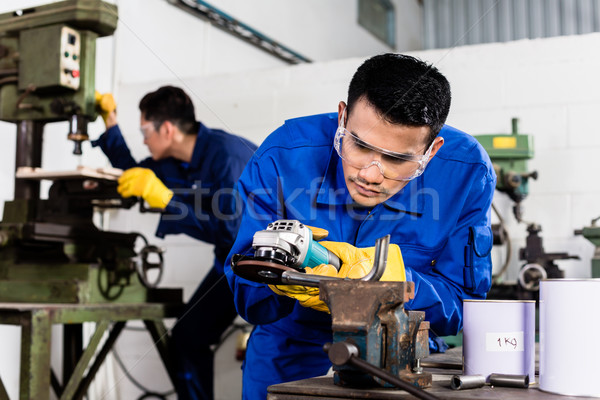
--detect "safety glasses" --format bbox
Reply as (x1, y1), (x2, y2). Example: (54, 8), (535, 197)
(333, 108), (434, 181)
(140, 122), (156, 140)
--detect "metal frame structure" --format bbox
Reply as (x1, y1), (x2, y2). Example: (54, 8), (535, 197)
(0, 302), (180, 400)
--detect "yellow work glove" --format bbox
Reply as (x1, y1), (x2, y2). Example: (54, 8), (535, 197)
(304, 225), (328, 240)
(269, 264), (338, 312)
(269, 227), (406, 313)
(95, 91), (117, 126)
(319, 241), (407, 282)
(117, 167), (173, 209)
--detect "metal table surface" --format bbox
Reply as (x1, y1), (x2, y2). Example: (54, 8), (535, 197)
(267, 346), (598, 400)
(0, 302), (182, 400)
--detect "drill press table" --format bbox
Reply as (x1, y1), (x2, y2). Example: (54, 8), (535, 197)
(0, 302), (181, 400)
(267, 346), (597, 399)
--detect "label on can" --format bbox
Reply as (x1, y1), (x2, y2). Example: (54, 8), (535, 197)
(485, 331), (524, 352)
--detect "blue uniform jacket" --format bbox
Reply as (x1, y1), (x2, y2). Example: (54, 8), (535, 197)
(224, 112), (496, 399)
(93, 123), (257, 272)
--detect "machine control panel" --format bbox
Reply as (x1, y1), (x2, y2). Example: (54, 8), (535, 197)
(59, 26), (81, 90)
(19, 24), (83, 92)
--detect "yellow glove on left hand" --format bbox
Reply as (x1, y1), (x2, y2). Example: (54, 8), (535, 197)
(269, 264), (338, 313)
(268, 225), (407, 313)
(118, 167), (174, 209)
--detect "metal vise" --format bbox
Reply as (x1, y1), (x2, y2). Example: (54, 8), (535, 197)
(320, 280), (432, 389)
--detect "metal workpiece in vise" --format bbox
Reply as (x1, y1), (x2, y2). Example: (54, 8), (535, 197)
(0, 0), (118, 155)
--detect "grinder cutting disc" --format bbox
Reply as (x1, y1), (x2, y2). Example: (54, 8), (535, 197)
(231, 254), (300, 285)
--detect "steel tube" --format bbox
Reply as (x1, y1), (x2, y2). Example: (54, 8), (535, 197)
(489, 373), (529, 388)
(281, 234), (390, 287)
(450, 374), (486, 390)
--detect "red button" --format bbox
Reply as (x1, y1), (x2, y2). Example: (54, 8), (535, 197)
(71, 70), (80, 78)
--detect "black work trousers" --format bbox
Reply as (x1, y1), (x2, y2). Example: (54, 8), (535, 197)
(171, 266), (238, 400)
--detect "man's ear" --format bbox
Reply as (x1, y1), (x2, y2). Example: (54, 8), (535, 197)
(162, 120), (176, 140)
(338, 101), (347, 126)
(429, 136), (445, 159)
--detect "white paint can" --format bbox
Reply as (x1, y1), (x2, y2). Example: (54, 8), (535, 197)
(463, 299), (535, 382)
(539, 279), (600, 397)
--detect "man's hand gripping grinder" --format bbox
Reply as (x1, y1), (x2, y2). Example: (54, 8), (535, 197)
(231, 220), (341, 284)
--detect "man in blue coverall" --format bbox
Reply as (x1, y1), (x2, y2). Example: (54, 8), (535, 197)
(225, 54), (496, 399)
(94, 86), (256, 400)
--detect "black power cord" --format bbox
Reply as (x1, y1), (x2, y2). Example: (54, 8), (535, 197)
(111, 347), (175, 400)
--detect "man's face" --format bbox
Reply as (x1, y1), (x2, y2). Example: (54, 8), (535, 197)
(339, 98), (442, 207)
(140, 115), (170, 160)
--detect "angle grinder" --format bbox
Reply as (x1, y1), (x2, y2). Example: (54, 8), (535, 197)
(231, 220), (342, 284)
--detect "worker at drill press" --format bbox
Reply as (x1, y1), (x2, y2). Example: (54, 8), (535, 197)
(225, 53), (496, 399)
(93, 86), (257, 400)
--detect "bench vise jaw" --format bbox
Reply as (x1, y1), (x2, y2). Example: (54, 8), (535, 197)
(320, 280), (432, 389)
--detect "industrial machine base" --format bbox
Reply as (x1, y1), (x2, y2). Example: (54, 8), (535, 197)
(0, 302), (181, 400)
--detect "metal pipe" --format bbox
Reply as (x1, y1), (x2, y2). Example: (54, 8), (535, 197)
(280, 270), (338, 287)
(361, 234), (389, 281)
(280, 234), (390, 287)
(450, 375), (486, 390)
(489, 373), (529, 388)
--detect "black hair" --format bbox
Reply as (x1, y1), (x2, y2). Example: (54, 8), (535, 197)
(139, 86), (199, 135)
(347, 53), (451, 144)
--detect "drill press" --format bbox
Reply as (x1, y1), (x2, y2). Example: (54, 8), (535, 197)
(0, 0), (179, 304)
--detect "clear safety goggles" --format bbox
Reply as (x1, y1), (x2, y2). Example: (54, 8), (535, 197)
(333, 111), (435, 181)
(140, 122), (157, 140)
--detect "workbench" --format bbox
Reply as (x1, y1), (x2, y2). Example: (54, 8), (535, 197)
(267, 346), (597, 399)
(0, 302), (181, 400)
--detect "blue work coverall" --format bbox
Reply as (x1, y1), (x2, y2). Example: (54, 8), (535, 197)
(224, 112), (496, 399)
(94, 123), (256, 400)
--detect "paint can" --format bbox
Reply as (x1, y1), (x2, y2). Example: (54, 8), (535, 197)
(539, 279), (600, 397)
(463, 300), (535, 382)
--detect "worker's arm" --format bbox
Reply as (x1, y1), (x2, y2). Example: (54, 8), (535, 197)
(404, 163), (496, 336)
(91, 92), (137, 170)
(225, 150), (298, 325)
(91, 124), (138, 170)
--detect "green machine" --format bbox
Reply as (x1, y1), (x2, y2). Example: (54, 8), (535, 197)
(0, 0), (179, 304)
(575, 219), (600, 278)
(474, 118), (537, 222)
(0, 4), (180, 398)
(475, 119), (577, 300)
